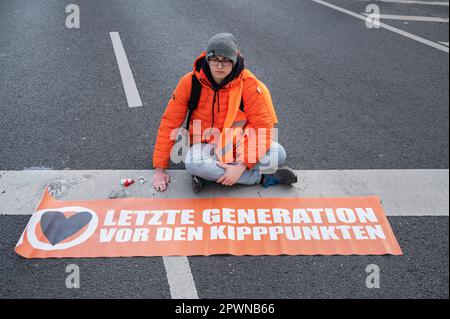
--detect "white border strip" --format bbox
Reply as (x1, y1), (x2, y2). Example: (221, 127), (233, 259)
(312, 0), (449, 53)
(110, 32), (143, 108)
(0, 169), (448, 216)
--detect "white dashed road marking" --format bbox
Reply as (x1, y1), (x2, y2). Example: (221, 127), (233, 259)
(109, 32), (143, 108)
(163, 256), (199, 299)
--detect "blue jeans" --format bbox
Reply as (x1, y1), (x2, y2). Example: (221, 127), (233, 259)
(184, 142), (287, 185)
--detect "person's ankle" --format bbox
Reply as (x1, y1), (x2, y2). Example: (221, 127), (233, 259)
(260, 174), (266, 184)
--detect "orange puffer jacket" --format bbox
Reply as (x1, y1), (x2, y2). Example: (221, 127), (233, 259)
(152, 51), (275, 170)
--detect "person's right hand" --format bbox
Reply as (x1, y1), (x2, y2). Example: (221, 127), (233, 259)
(152, 168), (170, 192)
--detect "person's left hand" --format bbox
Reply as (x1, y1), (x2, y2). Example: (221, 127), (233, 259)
(216, 162), (247, 186)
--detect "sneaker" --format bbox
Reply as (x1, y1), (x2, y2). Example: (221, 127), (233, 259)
(192, 175), (206, 193)
(261, 167), (298, 188)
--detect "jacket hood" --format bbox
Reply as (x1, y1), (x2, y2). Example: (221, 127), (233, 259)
(192, 51), (245, 90)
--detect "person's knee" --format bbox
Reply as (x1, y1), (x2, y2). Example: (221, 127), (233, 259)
(185, 143), (215, 175)
(255, 142), (286, 174)
(185, 145), (202, 174)
(186, 159), (221, 181)
(185, 160), (200, 175)
(264, 142), (286, 166)
(273, 142), (287, 165)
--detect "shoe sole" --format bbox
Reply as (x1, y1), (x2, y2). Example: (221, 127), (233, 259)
(192, 176), (203, 193)
(277, 166), (298, 184)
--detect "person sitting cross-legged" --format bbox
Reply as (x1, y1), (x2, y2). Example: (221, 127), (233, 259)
(152, 33), (297, 193)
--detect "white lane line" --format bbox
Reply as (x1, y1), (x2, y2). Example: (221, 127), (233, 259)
(362, 0), (449, 5)
(109, 32), (143, 108)
(361, 13), (449, 22)
(312, 0), (449, 53)
(0, 169), (448, 216)
(163, 256), (199, 299)
(439, 41), (449, 46)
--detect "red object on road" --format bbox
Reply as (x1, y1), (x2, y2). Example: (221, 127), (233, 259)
(121, 178), (135, 187)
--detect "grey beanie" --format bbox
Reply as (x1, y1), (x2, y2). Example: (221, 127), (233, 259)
(206, 33), (239, 66)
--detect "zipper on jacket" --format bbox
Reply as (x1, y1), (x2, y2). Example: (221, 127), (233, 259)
(210, 89), (218, 133)
(217, 90), (220, 114)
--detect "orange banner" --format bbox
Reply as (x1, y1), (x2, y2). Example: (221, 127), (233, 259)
(15, 188), (402, 258)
